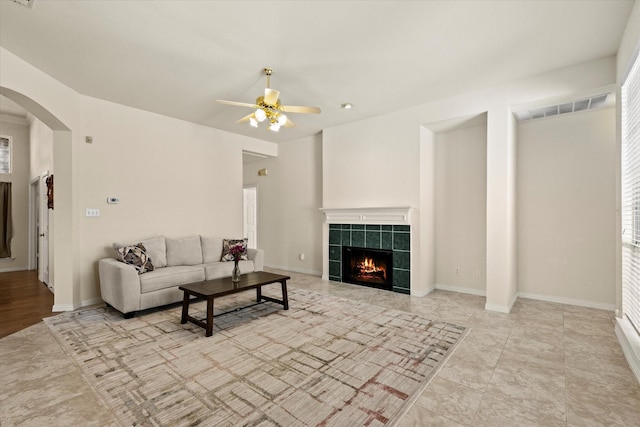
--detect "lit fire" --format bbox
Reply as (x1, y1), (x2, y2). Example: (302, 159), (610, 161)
(355, 257), (386, 281)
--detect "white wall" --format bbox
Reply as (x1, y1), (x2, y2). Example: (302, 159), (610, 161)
(434, 123), (487, 294)
(322, 55), (616, 306)
(29, 117), (54, 180)
(517, 108), (616, 307)
(0, 118), (29, 271)
(243, 134), (323, 276)
(1, 47), (278, 309)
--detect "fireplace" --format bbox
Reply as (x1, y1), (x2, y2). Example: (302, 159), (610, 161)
(342, 246), (393, 291)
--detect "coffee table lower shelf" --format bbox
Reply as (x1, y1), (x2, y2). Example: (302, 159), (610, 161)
(179, 271), (290, 337)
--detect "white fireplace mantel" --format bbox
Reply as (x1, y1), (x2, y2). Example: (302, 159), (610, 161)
(320, 207), (413, 225)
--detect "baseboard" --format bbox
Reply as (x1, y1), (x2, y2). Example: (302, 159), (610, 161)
(0, 266), (28, 273)
(517, 292), (616, 312)
(484, 302), (511, 313)
(53, 297), (104, 312)
(52, 304), (75, 312)
(411, 286), (434, 298)
(485, 292), (518, 313)
(264, 263), (322, 277)
(615, 318), (640, 385)
(434, 283), (486, 297)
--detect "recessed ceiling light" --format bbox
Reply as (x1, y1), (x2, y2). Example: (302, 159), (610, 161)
(341, 103), (353, 109)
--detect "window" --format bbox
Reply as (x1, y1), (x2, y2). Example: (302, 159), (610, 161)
(622, 51), (640, 334)
(0, 136), (11, 174)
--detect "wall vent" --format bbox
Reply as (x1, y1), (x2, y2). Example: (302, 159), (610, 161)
(9, 0), (34, 8)
(514, 93), (610, 121)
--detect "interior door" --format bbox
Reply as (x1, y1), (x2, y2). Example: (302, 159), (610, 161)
(243, 186), (257, 249)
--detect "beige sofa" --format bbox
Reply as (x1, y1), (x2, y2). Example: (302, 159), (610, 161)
(98, 235), (264, 318)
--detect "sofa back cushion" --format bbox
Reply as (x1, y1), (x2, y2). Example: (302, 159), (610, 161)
(139, 236), (167, 268)
(166, 236), (203, 266)
(201, 236), (223, 263)
(113, 235), (167, 268)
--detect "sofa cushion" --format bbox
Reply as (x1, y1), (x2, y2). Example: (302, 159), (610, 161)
(201, 236), (223, 263)
(139, 236), (167, 268)
(115, 244), (154, 274)
(203, 260), (254, 280)
(139, 266), (205, 293)
(113, 235), (167, 268)
(166, 236), (203, 266)
(220, 238), (248, 262)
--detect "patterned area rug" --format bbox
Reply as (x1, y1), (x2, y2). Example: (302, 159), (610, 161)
(45, 286), (466, 427)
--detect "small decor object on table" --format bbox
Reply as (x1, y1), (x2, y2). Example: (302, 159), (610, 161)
(230, 244), (244, 283)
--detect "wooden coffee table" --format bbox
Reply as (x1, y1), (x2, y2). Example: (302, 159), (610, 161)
(179, 271), (290, 337)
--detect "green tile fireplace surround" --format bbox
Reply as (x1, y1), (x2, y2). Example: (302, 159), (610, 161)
(329, 224), (411, 294)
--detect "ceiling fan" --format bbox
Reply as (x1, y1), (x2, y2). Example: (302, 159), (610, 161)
(216, 68), (321, 132)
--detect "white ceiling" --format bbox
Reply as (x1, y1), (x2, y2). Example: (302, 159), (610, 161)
(0, 0), (634, 143)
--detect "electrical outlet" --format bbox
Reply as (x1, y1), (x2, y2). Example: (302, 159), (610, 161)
(476, 269), (482, 277)
(455, 267), (460, 275)
(299, 253), (305, 261)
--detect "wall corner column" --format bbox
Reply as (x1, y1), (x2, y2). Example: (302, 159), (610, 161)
(485, 105), (518, 313)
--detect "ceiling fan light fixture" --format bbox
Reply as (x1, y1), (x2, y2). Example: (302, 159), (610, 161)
(255, 108), (267, 122)
(269, 122), (281, 132)
(249, 117), (258, 128)
(277, 114), (288, 126)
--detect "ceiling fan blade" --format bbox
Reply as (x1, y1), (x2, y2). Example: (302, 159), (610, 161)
(281, 105), (321, 114)
(216, 99), (256, 108)
(236, 112), (255, 124)
(264, 88), (280, 106)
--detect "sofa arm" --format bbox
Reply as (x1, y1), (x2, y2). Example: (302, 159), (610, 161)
(247, 248), (264, 271)
(98, 258), (142, 315)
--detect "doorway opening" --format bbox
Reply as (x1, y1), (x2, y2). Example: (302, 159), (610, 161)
(243, 185), (258, 249)
(29, 173), (50, 288)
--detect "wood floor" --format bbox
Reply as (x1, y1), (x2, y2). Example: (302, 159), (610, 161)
(0, 270), (56, 339)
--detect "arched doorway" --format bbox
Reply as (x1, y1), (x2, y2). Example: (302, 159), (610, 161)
(0, 86), (75, 311)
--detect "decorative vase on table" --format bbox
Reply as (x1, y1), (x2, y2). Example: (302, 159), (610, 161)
(232, 260), (241, 283)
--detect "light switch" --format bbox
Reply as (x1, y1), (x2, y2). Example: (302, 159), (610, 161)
(85, 208), (100, 217)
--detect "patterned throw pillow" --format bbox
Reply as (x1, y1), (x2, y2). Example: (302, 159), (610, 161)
(115, 243), (154, 274)
(220, 238), (248, 262)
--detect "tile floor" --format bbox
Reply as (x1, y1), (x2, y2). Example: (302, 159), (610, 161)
(1, 270), (639, 426)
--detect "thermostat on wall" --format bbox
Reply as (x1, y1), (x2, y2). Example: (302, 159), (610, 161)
(107, 197), (120, 204)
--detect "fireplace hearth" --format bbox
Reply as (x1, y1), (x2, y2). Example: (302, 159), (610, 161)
(342, 246), (393, 291)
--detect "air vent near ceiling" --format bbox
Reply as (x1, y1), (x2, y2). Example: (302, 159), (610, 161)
(514, 93), (610, 121)
(9, 0), (34, 8)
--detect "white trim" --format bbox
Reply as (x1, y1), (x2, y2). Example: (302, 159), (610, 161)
(518, 291), (616, 312)
(485, 292), (518, 313)
(53, 297), (104, 313)
(485, 303), (511, 313)
(615, 317), (640, 385)
(0, 266), (27, 273)
(435, 283), (486, 297)
(52, 304), (74, 312)
(264, 263), (322, 277)
(320, 207), (413, 225)
(411, 287), (433, 297)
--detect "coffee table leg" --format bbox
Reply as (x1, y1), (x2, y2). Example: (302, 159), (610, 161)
(181, 291), (189, 324)
(206, 297), (214, 337)
(281, 280), (289, 310)
(256, 285), (262, 303)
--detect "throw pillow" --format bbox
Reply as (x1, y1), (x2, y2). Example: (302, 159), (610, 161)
(115, 243), (154, 274)
(220, 238), (248, 262)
